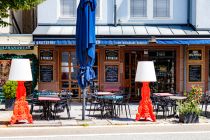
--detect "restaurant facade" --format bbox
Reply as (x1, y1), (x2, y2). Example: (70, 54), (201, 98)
(33, 25), (210, 101)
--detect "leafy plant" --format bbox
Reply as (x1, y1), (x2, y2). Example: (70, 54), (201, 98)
(178, 85), (202, 116)
(2, 81), (18, 99)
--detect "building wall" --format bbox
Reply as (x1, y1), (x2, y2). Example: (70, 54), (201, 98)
(191, 0), (210, 30)
(37, 0), (188, 25)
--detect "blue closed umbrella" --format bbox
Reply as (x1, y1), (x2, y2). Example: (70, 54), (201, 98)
(76, 0), (96, 120)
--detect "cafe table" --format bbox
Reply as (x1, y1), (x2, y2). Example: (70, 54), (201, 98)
(153, 93), (174, 97)
(38, 96), (60, 120)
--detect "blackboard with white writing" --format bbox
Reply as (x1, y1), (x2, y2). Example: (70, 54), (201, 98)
(40, 65), (53, 82)
(189, 65), (201, 82)
(105, 65), (118, 82)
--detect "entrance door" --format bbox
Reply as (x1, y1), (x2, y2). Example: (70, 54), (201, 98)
(124, 51), (144, 101)
(59, 50), (81, 99)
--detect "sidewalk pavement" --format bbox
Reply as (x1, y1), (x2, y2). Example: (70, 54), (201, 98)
(0, 102), (210, 127)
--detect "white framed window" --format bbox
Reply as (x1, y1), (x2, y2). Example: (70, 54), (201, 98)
(60, 0), (100, 19)
(153, 0), (170, 18)
(130, 0), (147, 18)
(60, 0), (77, 18)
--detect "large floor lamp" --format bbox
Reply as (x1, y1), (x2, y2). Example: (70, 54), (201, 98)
(8, 59), (33, 124)
(135, 61), (156, 122)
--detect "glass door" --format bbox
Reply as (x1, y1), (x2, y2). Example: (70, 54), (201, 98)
(60, 51), (80, 99)
(124, 51), (143, 101)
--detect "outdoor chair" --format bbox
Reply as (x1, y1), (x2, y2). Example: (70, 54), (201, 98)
(30, 90), (42, 115)
(201, 91), (210, 116)
(154, 96), (175, 119)
(53, 92), (71, 119)
(116, 94), (131, 118)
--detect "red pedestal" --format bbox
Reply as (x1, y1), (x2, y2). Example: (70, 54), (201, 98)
(10, 81), (33, 124)
(136, 82), (156, 122)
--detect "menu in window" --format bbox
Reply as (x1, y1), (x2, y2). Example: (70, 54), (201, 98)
(40, 50), (53, 61)
(189, 65), (201, 82)
(188, 50), (202, 60)
(105, 65), (118, 82)
(40, 65), (53, 82)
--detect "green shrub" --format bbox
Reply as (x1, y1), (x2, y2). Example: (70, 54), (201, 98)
(178, 85), (202, 116)
(2, 81), (18, 99)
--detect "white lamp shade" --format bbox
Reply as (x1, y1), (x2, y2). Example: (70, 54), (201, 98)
(135, 61), (157, 82)
(8, 59), (33, 81)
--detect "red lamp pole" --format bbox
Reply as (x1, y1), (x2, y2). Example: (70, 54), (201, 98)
(135, 82), (156, 122)
(10, 81), (33, 124)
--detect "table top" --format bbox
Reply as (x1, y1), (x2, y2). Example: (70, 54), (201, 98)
(96, 92), (115, 96)
(169, 96), (187, 100)
(153, 93), (174, 97)
(38, 96), (60, 101)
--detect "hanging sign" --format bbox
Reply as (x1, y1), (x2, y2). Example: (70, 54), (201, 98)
(0, 46), (33, 50)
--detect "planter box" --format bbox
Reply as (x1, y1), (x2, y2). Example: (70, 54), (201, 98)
(179, 113), (199, 123)
(5, 98), (15, 111)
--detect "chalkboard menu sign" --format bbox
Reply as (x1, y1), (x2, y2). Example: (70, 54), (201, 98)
(188, 50), (202, 60)
(105, 50), (119, 60)
(105, 65), (118, 82)
(40, 65), (53, 82)
(40, 50), (53, 61)
(189, 65), (201, 82)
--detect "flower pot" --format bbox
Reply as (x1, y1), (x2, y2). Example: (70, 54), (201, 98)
(5, 98), (15, 111)
(179, 113), (199, 123)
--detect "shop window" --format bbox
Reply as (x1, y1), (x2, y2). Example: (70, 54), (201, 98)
(0, 60), (11, 87)
(105, 50), (119, 61)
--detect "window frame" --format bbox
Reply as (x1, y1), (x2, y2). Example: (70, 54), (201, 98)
(129, 0), (148, 19)
(153, 0), (171, 18)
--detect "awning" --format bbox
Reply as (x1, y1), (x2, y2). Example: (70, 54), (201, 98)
(34, 39), (149, 45)
(157, 39), (210, 45)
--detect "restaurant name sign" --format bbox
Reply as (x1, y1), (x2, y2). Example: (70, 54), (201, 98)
(0, 46), (33, 50)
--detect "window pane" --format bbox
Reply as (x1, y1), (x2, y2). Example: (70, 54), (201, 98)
(71, 67), (78, 80)
(61, 52), (69, 66)
(130, 0), (147, 17)
(60, 0), (76, 17)
(153, 0), (170, 17)
(61, 67), (69, 80)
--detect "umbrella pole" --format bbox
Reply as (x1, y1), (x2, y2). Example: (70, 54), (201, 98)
(82, 88), (86, 120)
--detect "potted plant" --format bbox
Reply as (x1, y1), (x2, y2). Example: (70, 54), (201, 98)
(178, 85), (202, 123)
(2, 81), (17, 111)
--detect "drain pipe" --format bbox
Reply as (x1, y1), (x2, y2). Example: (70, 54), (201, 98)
(114, 0), (117, 26)
(187, 0), (190, 26)
(183, 46), (187, 93)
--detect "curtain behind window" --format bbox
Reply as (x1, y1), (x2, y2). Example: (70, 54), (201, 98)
(130, 0), (147, 18)
(153, 0), (170, 17)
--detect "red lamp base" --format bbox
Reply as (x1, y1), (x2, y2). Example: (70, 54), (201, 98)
(135, 82), (156, 122)
(10, 81), (33, 124)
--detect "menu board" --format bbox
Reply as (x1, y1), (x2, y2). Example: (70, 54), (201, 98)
(189, 65), (201, 82)
(40, 65), (53, 82)
(188, 50), (202, 60)
(40, 50), (53, 61)
(105, 65), (118, 82)
(105, 50), (119, 60)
